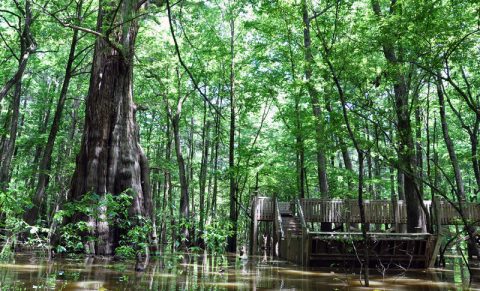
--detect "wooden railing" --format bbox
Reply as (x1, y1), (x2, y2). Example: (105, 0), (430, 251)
(296, 199), (309, 235)
(252, 196), (480, 226)
(302, 199), (417, 224)
(300, 199), (480, 225)
(435, 200), (480, 225)
(301, 199), (406, 224)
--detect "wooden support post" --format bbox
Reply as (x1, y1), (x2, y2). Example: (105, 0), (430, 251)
(429, 198), (443, 268)
(250, 197), (258, 256)
(272, 194), (277, 257)
(303, 233), (311, 267)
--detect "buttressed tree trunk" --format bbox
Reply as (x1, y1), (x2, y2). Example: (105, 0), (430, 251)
(70, 0), (153, 255)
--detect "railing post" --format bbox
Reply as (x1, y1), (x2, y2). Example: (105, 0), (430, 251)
(296, 198), (310, 267)
(393, 197), (399, 232)
(272, 194), (277, 257)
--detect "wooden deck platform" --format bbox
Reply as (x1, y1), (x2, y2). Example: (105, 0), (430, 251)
(249, 196), (480, 268)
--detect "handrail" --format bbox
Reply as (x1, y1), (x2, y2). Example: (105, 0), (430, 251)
(252, 197), (480, 226)
(274, 197), (285, 239)
(308, 231), (432, 237)
(296, 198), (309, 235)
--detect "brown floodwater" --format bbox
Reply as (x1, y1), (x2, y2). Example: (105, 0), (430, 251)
(0, 252), (478, 290)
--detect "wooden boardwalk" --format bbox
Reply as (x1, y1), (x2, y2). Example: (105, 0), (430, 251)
(249, 196), (480, 268)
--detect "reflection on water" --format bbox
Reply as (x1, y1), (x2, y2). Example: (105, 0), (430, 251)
(0, 253), (478, 290)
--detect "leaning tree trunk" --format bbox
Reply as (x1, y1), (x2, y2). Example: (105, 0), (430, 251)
(69, 0), (153, 255)
(436, 76), (479, 258)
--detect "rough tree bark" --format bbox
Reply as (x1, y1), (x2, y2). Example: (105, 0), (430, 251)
(69, 0), (153, 255)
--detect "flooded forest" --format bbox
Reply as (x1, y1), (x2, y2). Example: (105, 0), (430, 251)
(1, 0), (480, 290)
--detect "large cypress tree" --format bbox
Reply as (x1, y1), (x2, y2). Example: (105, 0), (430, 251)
(70, 0), (153, 255)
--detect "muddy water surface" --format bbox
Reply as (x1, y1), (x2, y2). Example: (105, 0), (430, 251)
(0, 253), (477, 290)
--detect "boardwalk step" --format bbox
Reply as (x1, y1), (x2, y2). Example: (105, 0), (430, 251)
(282, 216), (302, 234)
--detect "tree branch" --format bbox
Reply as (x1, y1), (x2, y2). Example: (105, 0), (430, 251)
(166, 0), (224, 120)
(0, 32), (19, 61)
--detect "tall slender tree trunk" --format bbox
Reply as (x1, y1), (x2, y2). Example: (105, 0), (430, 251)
(436, 76), (479, 258)
(0, 0), (35, 190)
(198, 100), (210, 245)
(339, 139), (353, 191)
(0, 78), (22, 191)
(161, 112), (172, 245)
(68, 92), (81, 156)
(296, 127), (306, 199)
(415, 105), (424, 198)
(0, 0), (36, 103)
(211, 95), (222, 218)
(25, 5), (82, 224)
(187, 114), (195, 220)
(285, 21), (306, 199)
(372, 0), (422, 233)
(301, 0), (328, 197)
(227, 18), (238, 253)
(469, 123), (480, 192)
(324, 52), (370, 286)
(173, 115), (190, 246)
(366, 125), (374, 197)
(69, 0), (153, 255)
(168, 85), (190, 247)
(29, 81), (56, 189)
(436, 78), (465, 200)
